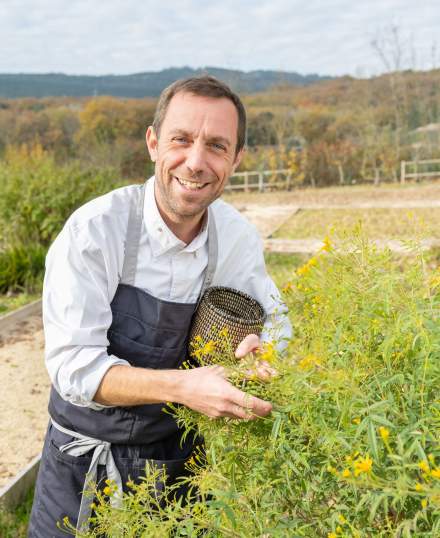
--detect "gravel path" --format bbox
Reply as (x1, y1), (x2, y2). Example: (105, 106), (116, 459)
(0, 317), (49, 489)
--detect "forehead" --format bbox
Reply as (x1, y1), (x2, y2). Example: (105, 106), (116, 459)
(161, 92), (238, 145)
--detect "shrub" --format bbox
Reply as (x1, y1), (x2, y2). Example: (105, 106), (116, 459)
(75, 232), (439, 537)
(0, 144), (127, 292)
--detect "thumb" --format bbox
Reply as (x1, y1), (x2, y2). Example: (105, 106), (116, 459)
(235, 333), (260, 359)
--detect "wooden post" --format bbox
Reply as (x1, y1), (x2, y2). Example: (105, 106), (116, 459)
(258, 172), (264, 192)
(415, 160), (419, 182)
(244, 172), (249, 193)
(286, 172), (291, 191)
(400, 160), (406, 184)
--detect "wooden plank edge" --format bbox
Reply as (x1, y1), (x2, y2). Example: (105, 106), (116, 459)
(0, 454), (41, 511)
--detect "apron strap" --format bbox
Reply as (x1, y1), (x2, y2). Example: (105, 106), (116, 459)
(121, 183), (145, 286)
(50, 418), (123, 536)
(198, 205), (218, 305)
(121, 179), (218, 299)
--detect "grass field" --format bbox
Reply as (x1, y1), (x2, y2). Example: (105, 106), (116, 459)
(271, 207), (440, 240)
(0, 489), (33, 538)
(222, 180), (440, 206)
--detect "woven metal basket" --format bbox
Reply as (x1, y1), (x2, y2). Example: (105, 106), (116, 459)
(189, 286), (266, 354)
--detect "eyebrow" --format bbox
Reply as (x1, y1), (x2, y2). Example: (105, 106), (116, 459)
(169, 129), (232, 148)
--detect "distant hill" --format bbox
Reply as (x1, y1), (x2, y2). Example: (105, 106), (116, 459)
(0, 67), (332, 98)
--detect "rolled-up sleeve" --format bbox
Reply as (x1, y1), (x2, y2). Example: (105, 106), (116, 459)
(245, 231), (292, 352)
(43, 216), (130, 409)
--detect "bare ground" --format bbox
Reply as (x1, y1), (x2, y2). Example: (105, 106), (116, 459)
(0, 317), (49, 489)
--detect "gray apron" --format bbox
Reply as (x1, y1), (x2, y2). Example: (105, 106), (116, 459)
(28, 182), (217, 537)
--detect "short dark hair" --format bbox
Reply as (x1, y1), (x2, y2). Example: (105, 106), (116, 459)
(152, 75), (246, 155)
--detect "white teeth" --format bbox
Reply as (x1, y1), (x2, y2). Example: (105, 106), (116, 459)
(175, 177), (205, 190)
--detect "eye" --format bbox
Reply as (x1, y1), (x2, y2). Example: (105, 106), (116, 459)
(210, 142), (226, 151)
(172, 136), (189, 144)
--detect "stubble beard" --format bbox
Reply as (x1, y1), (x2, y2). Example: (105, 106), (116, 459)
(155, 173), (213, 222)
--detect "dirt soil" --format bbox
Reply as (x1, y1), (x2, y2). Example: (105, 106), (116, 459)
(0, 316), (49, 490)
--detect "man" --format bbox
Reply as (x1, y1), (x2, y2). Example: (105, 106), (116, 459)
(28, 76), (291, 537)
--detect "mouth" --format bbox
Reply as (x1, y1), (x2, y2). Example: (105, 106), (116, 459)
(174, 175), (208, 191)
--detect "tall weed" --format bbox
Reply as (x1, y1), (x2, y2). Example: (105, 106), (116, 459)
(77, 233), (440, 537)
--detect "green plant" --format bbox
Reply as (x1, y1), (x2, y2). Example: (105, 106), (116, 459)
(0, 144), (127, 292)
(75, 231), (439, 537)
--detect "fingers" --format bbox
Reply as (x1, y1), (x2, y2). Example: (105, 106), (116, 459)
(244, 360), (278, 382)
(228, 385), (272, 418)
(235, 333), (260, 359)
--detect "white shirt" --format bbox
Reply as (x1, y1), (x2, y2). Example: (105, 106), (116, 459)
(43, 177), (292, 409)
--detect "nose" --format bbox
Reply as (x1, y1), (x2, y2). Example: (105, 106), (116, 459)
(185, 141), (206, 177)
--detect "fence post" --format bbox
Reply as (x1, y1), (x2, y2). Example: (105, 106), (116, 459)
(244, 172), (249, 193)
(286, 172), (291, 190)
(400, 161), (406, 184)
(258, 172), (264, 192)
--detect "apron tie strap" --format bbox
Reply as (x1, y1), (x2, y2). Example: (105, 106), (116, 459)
(51, 418), (123, 535)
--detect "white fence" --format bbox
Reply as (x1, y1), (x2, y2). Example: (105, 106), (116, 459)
(400, 159), (440, 183)
(225, 169), (292, 192)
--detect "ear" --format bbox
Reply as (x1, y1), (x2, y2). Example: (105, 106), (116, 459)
(231, 147), (245, 174)
(146, 126), (158, 162)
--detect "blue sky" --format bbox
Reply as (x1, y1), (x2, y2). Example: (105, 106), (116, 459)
(2, 0), (439, 77)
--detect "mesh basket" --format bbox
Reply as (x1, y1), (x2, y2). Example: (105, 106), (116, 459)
(189, 286), (266, 354)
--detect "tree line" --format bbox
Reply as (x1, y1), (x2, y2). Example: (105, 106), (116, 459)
(1, 68), (440, 186)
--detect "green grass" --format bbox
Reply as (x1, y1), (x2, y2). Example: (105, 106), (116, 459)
(0, 489), (34, 538)
(0, 291), (41, 316)
(271, 207), (440, 239)
(264, 252), (305, 288)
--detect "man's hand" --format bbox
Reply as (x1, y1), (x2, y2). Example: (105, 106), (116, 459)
(235, 334), (277, 382)
(177, 365), (272, 420)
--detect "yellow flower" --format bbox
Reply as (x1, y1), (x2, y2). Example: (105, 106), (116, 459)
(336, 526), (343, 534)
(421, 499), (428, 509)
(352, 417), (361, 425)
(90, 502), (97, 510)
(337, 514), (347, 524)
(259, 342), (276, 364)
(415, 483), (423, 492)
(431, 468), (440, 479)
(428, 454), (435, 464)
(103, 486), (112, 496)
(378, 426), (390, 442)
(354, 455), (373, 476)
(282, 282), (293, 293)
(298, 354), (321, 370)
(418, 460), (430, 474)
(321, 236), (332, 252)
(202, 340), (216, 355)
(218, 327), (229, 338)
(342, 468), (351, 478)
(328, 533), (337, 538)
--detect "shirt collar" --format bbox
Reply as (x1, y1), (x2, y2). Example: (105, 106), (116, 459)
(143, 176), (209, 257)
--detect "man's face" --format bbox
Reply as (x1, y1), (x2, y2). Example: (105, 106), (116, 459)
(146, 92), (243, 223)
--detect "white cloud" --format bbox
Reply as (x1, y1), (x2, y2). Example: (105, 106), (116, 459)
(0, 0), (439, 76)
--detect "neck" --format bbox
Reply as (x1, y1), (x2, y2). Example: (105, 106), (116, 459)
(159, 209), (205, 244)
(154, 187), (205, 244)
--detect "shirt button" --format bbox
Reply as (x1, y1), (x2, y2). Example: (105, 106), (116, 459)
(158, 227), (163, 233)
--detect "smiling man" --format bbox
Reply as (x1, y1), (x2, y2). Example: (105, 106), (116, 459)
(28, 76), (291, 537)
